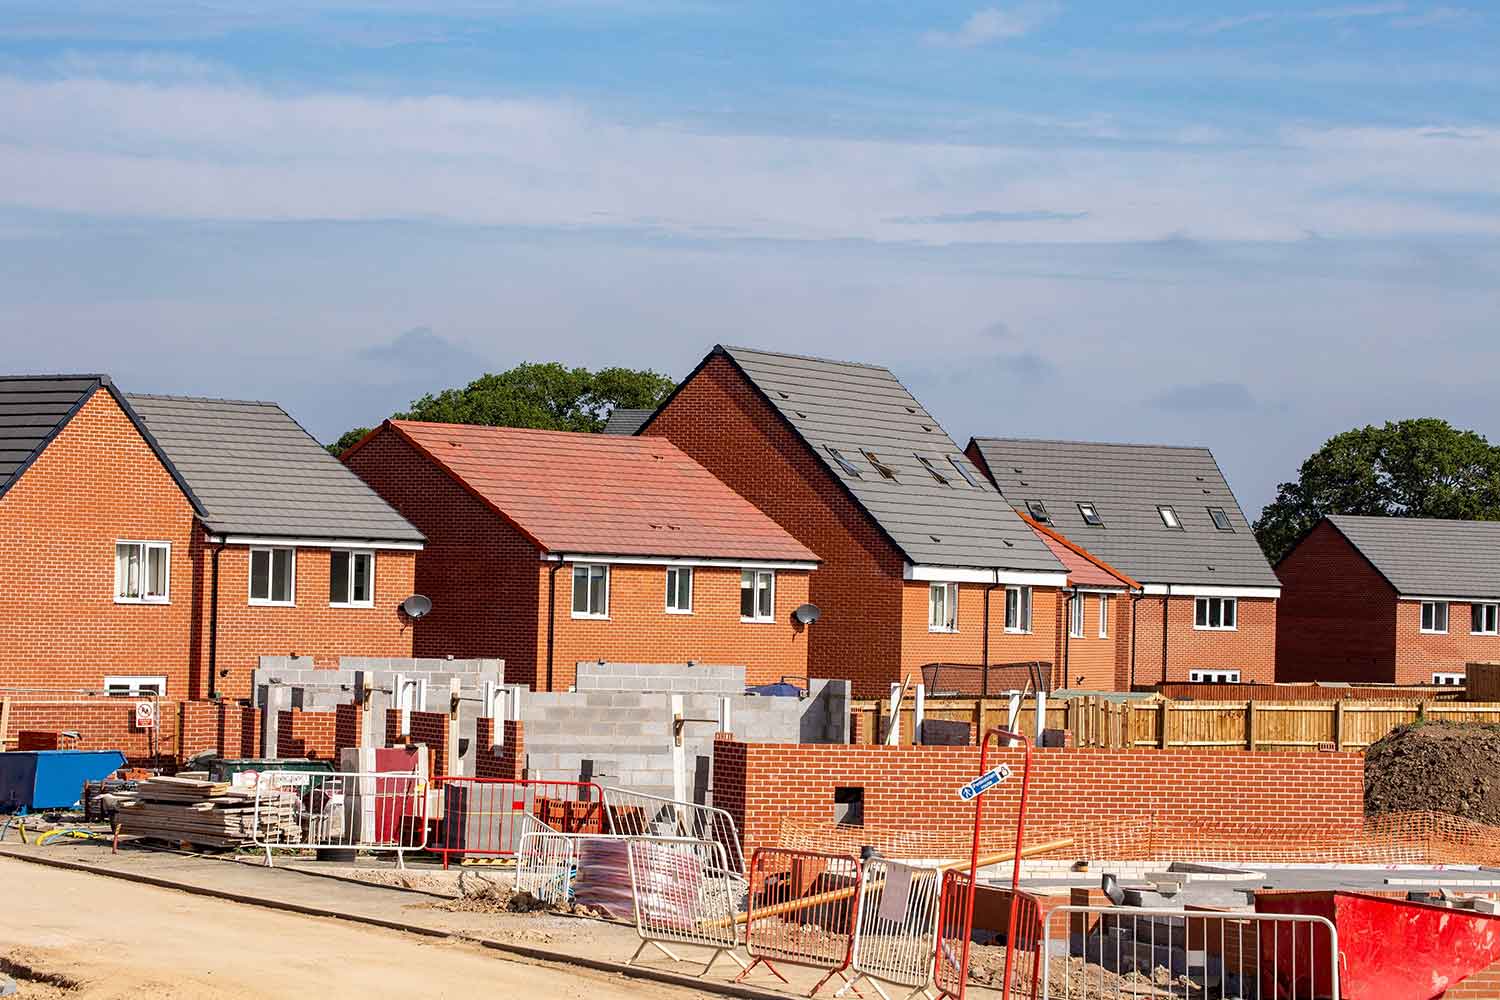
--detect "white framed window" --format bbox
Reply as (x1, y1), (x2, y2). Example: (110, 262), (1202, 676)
(1004, 585), (1032, 633)
(104, 675), (167, 696)
(1194, 596), (1237, 630)
(666, 566), (693, 614)
(249, 547), (296, 606)
(115, 541), (171, 604)
(1069, 595), (1085, 637)
(1025, 500), (1051, 524)
(1189, 669), (1240, 683)
(329, 550), (374, 607)
(1433, 672), (1465, 686)
(1208, 506), (1234, 531)
(1473, 603), (1499, 635)
(1077, 502), (1103, 527)
(741, 569), (775, 622)
(1099, 594), (1111, 638)
(572, 563), (609, 619)
(1158, 505), (1183, 529)
(1421, 600), (1449, 634)
(928, 582), (958, 632)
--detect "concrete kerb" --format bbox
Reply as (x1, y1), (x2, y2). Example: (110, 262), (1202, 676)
(0, 848), (792, 1000)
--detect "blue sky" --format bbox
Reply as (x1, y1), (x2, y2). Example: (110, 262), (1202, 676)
(2, 2), (1498, 516)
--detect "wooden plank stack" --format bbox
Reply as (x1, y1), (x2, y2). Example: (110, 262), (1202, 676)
(116, 775), (300, 849)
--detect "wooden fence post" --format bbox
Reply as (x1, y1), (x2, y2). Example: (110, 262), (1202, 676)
(1333, 699), (1344, 751)
(1158, 699), (1170, 750)
(1246, 699), (1256, 751)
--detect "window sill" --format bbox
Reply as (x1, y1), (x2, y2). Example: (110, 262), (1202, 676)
(1419, 629), (1448, 635)
(330, 602), (375, 609)
(1004, 627), (1031, 635)
(928, 626), (959, 634)
(1192, 625), (1238, 632)
(115, 598), (170, 605)
(665, 608), (694, 616)
(571, 613), (610, 621)
(250, 600), (297, 608)
(741, 617), (775, 624)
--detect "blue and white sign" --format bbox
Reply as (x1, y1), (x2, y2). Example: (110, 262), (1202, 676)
(957, 764), (1013, 802)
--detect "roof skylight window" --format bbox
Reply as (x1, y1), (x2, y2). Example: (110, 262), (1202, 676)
(1026, 500), (1051, 524)
(861, 449), (897, 480)
(1208, 507), (1233, 531)
(1078, 502), (1104, 527)
(948, 456), (980, 487)
(825, 446), (862, 478)
(915, 455), (949, 485)
(1158, 505), (1183, 529)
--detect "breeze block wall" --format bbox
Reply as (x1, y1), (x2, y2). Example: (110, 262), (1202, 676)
(343, 426), (544, 685)
(1131, 595), (1277, 686)
(0, 389), (201, 698)
(643, 353), (906, 698)
(714, 739), (1365, 859)
(1276, 520), (1398, 684)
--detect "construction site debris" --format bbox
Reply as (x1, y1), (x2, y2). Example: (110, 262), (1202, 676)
(1366, 723), (1500, 825)
(114, 775), (297, 849)
(433, 870), (602, 918)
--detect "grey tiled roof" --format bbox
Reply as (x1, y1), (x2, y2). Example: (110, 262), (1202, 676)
(711, 347), (1063, 573)
(0, 375), (104, 495)
(969, 438), (1279, 587)
(602, 408), (652, 435)
(1325, 515), (1500, 598)
(128, 394), (423, 543)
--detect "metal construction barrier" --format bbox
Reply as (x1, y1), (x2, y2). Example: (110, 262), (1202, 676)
(1041, 905), (1340, 1000)
(837, 858), (945, 1000)
(625, 837), (747, 976)
(252, 770), (427, 867)
(933, 871), (1043, 999)
(430, 777), (604, 867)
(602, 785), (746, 876)
(737, 847), (862, 996)
(515, 831), (713, 907)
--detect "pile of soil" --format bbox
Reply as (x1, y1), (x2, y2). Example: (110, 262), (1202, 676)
(1365, 722), (1500, 825)
(433, 871), (601, 918)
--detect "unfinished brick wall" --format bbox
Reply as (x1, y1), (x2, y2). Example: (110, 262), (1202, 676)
(179, 700), (260, 759)
(1130, 595), (1277, 686)
(713, 739), (1365, 858)
(385, 707), (449, 777)
(334, 702), (363, 759)
(1276, 520), (1399, 683)
(4, 698), (178, 763)
(276, 709), (337, 760)
(0, 389), (201, 698)
(473, 718), (525, 780)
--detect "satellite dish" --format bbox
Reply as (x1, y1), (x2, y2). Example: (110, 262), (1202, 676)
(401, 594), (432, 619)
(792, 603), (822, 625)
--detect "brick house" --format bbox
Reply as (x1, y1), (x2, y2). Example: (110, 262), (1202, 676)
(1276, 515), (1500, 685)
(0, 378), (422, 703)
(342, 419), (820, 690)
(638, 346), (1068, 698)
(1020, 514), (1140, 690)
(966, 439), (1280, 686)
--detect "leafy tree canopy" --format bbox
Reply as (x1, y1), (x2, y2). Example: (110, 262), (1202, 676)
(1254, 418), (1500, 562)
(326, 426), (372, 457)
(326, 362), (676, 455)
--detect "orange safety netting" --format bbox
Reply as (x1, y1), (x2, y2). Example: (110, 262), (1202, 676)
(776, 811), (1500, 867)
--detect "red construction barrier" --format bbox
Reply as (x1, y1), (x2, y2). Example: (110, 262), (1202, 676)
(430, 777), (603, 868)
(933, 871), (1042, 999)
(736, 847), (862, 996)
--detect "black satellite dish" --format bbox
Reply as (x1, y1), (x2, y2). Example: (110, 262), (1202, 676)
(401, 594), (432, 619)
(792, 603), (821, 625)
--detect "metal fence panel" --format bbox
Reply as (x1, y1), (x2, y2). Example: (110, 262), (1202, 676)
(515, 831), (715, 907)
(738, 847), (862, 995)
(932, 870), (1042, 999)
(1041, 905), (1340, 1000)
(838, 858), (944, 1000)
(430, 777), (603, 867)
(602, 785), (746, 876)
(626, 837), (747, 977)
(252, 770), (428, 867)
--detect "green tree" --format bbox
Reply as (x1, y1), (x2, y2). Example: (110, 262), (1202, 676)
(326, 426), (372, 457)
(325, 362), (676, 456)
(1254, 418), (1500, 562)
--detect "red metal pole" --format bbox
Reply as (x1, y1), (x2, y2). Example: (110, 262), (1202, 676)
(955, 727), (1032, 1000)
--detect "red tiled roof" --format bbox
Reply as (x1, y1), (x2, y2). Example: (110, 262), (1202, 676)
(1020, 514), (1138, 590)
(385, 420), (819, 563)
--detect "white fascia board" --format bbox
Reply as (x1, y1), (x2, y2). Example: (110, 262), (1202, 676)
(210, 534), (424, 551)
(904, 563), (1069, 588)
(550, 552), (817, 572)
(1073, 585), (1131, 595)
(1399, 594), (1500, 604)
(1140, 583), (1281, 599)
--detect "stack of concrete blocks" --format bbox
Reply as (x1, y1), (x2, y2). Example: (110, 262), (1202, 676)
(253, 655), (503, 773)
(516, 662), (849, 803)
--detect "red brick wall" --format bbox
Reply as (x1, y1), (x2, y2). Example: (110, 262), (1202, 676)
(179, 700), (261, 759)
(4, 698), (179, 763)
(644, 354), (911, 696)
(1393, 599), (1500, 686)
(473, 717), (525, 779)
(198, 544), (415, 700)
(1276, 521), (1398, 683)
(547, 562), (811, 690)
(1441, 960), (1500, 998)
(1131, 595), (1277, 685)
(334, 702), (364, 758)
(1047, 591), (1126, 691)
(0, 390), (201, 698)
(277, 709), (337, 760)
(900, 580), (1061, 681)
(386, 707), (449, 777)
(344, 427), (541, 683)
(716, 740), (1365, 858)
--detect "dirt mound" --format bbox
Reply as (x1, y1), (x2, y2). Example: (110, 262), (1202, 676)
(1366, 722), (1500, 825)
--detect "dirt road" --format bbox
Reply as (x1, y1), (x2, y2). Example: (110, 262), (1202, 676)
(0, 858), (712, 999)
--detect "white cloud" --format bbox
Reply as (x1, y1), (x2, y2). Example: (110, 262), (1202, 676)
(0, 75), (1498, 246)
(923, 3), (1060, 47)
